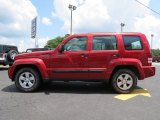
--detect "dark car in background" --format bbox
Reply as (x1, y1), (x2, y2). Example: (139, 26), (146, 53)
(26, 48), (50, 53)
(152, 56), (160, 62)
(0, 45), (18, 66)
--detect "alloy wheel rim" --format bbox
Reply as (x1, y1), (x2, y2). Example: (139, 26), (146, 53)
(116, 73), (133, 90)
(19, 72), (35, 89)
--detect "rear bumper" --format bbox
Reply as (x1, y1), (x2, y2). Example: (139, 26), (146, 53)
(0, 54), (7, 65)
(142, 66), (155, 79)
(0, 54), (13, 65)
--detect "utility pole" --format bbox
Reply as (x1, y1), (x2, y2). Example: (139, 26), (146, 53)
(68, 4), (77, 35)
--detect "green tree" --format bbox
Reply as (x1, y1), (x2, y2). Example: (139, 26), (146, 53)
(44, 34), (70, 49)
(152, 49), (160, 57)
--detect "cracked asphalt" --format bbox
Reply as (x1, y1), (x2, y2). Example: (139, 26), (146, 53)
(0, 64), (160, 120)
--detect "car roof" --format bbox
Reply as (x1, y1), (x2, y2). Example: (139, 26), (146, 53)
(71, 32), (144, 36)
(26, 48), (48, 50)
(0, 44), (17, 47)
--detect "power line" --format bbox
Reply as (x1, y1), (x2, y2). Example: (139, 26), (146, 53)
(134, 0), (160, 16)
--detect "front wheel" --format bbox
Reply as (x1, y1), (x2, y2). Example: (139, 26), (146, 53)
(111, 69), (137, 94)
(14, 67), (41, 92)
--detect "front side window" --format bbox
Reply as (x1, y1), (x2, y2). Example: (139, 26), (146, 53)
(64, 37), (87, 51)
(123, 36), (143, 50)
(92, 36), (117, 50)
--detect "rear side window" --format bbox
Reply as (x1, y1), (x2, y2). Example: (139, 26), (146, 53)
(92, 36), (117, 50)
(123, 36), (143, 50)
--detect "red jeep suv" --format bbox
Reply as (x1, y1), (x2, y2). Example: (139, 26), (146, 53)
(8, 33), (155, 93)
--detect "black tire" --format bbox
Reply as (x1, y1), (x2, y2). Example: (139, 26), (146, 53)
(111, 69), (137, 94)
(7, 50), (18, 61)
(14, 67), (41, 92)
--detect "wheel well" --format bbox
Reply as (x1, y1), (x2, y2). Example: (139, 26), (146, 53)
(110, 65), (140, 80)
(13, 64), (42, 81)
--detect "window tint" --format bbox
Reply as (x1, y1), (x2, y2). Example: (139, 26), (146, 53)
(64, 37), (87, 51)
(2, 46), (8, 52)
(123, 36), (143, 50)
(0, 45), (2, 52)
(0, 45), (18, 53)
(92, 36), (117, 50)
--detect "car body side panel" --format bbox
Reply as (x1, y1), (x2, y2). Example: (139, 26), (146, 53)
(8, 58), (49, 80)
(106, 58), (145, 80)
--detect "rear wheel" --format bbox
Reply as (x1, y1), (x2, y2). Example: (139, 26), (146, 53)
(15, 67), (41, 92)
(111, 69), (137, 94)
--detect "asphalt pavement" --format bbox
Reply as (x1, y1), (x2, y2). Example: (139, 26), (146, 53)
(0, 64), (160, 120)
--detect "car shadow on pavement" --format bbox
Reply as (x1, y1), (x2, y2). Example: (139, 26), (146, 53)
(41, 81), (115, 95)
(2, 84), (19, 92)
(2, 81), (116, 94)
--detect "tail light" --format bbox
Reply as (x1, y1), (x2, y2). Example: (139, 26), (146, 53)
(148, 58), (152, 64)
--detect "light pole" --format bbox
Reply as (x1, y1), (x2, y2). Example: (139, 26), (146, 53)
(151, 34), (154, 50)
(120, 23), (125, 32)
(68, 4), (77, 35)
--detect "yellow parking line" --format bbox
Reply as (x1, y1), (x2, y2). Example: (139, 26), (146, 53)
(114, 89), (151, 101)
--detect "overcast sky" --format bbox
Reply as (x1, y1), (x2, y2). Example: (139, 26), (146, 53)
(0, 0), (160, 51)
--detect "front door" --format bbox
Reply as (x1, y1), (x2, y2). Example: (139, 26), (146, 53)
(50, 36), (89, 80)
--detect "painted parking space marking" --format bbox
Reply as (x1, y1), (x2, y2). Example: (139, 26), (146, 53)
(114, 89), (151, 101)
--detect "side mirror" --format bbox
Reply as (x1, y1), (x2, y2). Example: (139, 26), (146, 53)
(58, 45), (64, 53)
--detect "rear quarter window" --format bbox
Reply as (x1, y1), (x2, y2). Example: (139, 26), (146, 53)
(123, 36), (143, 50)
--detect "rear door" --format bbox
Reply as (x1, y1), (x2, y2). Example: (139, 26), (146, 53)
(88, 35), (119, 80)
